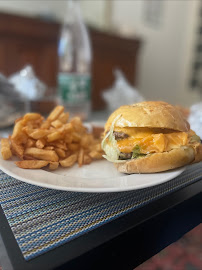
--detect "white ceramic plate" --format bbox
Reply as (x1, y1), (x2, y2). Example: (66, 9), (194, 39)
(0, 156), (185, 193)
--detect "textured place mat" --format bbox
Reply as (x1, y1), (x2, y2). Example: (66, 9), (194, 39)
(0, 163), (202, 261)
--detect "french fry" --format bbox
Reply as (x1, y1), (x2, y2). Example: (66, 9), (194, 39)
(23, 113), (43, 122)
(11, 120), (24, 140)
(50, 141), (67, 150)
(1, 138), (12, 160)
(51, 120), (63, 128)
(44, 146), (54, 150)
(55, 148), (66, 158)
(58, 112), (69, 123)
(92, 143), (103, 152)
(47, 106), (64, 122)
(23, 154), (37, 160)
(64, 133), (73, 144)
(70, 116), (82, 127)
(80, 134), (93, 148)
(83, 154), (92, 165)
(78, 148), (84, 167)
(68, 143), (80, 151)
(59, 154), (77, 167)
(62, 123), (73, 133)
(36, 138), (46, 149)
(2, 104), (104, 170)
(10, 139), (24, 159)
(26, 138), (36, 148)
(47, 131), (63, 142)
(29, 129), (49, 140)
(11, 120), (28, 144)
(23, 126), (34, 136)
(15, 160), (49, 169)
(40, 121), (51, 129)
(24, 148), (59, 162)
(15, 117), (23, 124)
(72, 132), (81, 143)
(88, 151), (103, 160)
(65, 150), (72, 158)
(49, 162), (59, 170)
(70, 117), (85, 133)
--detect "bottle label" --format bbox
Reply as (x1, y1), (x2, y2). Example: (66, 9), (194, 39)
(58, 73), (91, 105)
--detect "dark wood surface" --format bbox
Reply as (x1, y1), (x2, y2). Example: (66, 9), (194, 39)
(0, 12), (141, 111)
(0, 179), (201, 270)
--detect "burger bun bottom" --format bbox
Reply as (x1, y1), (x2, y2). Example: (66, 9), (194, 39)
(115, 146), (195, 174)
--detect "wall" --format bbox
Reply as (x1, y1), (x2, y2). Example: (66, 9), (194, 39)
(0, 0), (66, 21)
(111, 0), (201, 107)
(81, 0), (201, 107)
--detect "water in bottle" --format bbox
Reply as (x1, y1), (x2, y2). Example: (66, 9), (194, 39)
(58, 0), (92, 120)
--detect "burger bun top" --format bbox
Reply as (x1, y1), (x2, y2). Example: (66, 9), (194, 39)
(105, 101), (190, 132)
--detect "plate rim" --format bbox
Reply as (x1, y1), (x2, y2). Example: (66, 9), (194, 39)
(0, 158), (185, 193)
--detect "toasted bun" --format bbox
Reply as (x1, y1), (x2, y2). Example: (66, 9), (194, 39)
(115, 146), (195, 173)
(105, 101), (190, 132)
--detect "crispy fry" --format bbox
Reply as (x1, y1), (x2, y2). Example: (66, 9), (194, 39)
(78, 148), (84, 167)
(44, 146), (54, 150)
(72, 132), (81, 143)
(55, 148), (66, 158)
(29, 129), (49, 140)
(47, 106), (64, 121)
(36, 138), (46, 149)
(58, 112), (69, 123)
(22, 126), (34, 136)
(59, 154), (77, 167)
(23, 154), (37, 160)
(49, 162), (59, 170)
(15, 117), (23, 124)
(88, 151), (103, 160)
(83, 154), (92, 165)
(80, 134), (93, 149)
(68, 143), (80, 151)
(10, 139), (24, 159)
(11, 120), (28, 144)
(51, 120), (63, 128)
(1, 138), (12, 160)
(2, 105), (104, 170)
(11, 120), (24, 140)
(50, 141), (67, 150)
(92, 143), (103, 152)
(62, 123), (73, 132)
(64, 133), (73, 144)
(23, 113), (43, 122)
(15, 160), (48, 169)
(26, 138), (36, 148)
(47, 131), (63, 142)
(24, 148), (59, 162)
(70, 117), (86, 133)
(40, 121), (51, 129)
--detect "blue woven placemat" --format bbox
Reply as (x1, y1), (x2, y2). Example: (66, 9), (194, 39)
(0, 163), (202, 261)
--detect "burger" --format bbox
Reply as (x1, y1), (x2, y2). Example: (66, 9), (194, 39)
(101, 101), (202, 173)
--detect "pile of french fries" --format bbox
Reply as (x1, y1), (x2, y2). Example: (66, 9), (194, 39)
(0, 106), (104, 170)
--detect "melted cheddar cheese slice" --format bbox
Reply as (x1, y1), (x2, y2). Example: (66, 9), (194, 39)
(114, 127), (189, 154)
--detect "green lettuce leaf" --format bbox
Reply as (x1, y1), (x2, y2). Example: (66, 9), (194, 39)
(132, 145), (146, 159)
(101, 114), (125, 163)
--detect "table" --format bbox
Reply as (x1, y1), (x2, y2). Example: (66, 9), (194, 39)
(0, 168), (201, 270)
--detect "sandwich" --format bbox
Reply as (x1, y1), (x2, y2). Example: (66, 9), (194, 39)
(101, 101), (202, 173)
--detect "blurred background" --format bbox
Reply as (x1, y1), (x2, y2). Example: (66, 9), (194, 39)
(0, 1), (201, 269)
(0, 0), (201, 115)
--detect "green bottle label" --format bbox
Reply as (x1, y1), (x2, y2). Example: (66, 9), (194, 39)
(58, 73), (91, 105)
